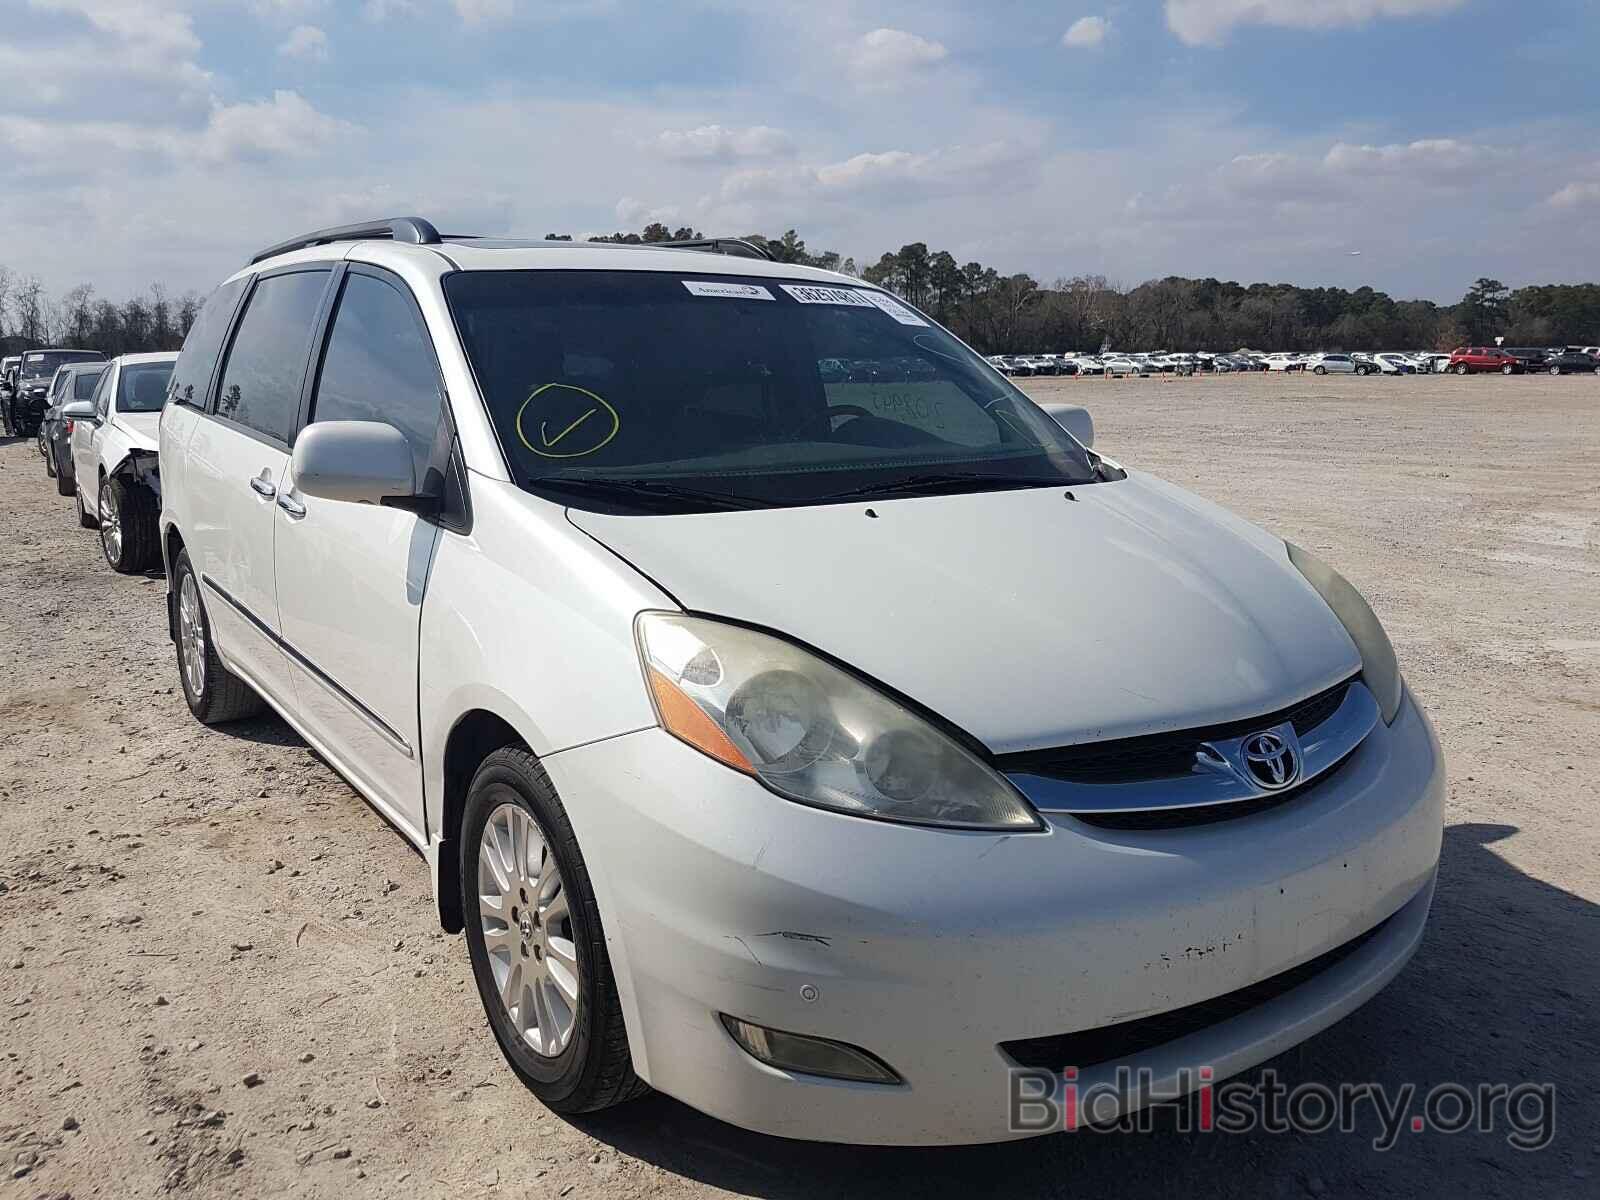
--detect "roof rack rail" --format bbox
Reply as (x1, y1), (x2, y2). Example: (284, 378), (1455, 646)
(249, 216), (442, 265)
(654, 237), (774, 262)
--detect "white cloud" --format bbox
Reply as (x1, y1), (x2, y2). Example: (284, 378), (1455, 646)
(651, 124), (793, 162)
(850, 27), (948, 79)
(1323, 138), (1499, 179)
(1063, 16), (1109, 48)
(199, 90), (355, 161)
(722, 141), (1031, 204)
(278, 24), (329, 62)
(1548, 181), (1600, 210)
(454, 0), (515, 24)
(30, 0), (200, 56)
(614, 197), (680, 227)
(1165, 0), (1466, 46)
(361, 0), (419, 19)
(251, 0), (326, 18)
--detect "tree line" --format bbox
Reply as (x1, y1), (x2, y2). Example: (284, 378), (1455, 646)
(4, 230), (1596, 360)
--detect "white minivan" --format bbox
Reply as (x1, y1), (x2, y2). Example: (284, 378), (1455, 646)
(158, 219), (1442, 1146)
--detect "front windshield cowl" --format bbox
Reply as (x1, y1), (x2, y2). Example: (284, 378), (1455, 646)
(446, 269), (1103, 515)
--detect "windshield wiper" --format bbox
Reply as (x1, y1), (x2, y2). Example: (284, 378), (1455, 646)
(809, 472), (1080, 504)
(529, 475), (775, 511)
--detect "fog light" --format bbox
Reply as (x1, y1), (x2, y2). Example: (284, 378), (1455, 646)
(719, 1015), (901, 1084)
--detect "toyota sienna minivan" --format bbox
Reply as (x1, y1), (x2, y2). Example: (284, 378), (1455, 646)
(157, 218), (1442, 1145)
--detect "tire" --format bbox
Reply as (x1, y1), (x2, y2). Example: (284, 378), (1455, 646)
(40, 430), (56, 477)
(55, 450), (74, 497)
(172, 548), (267, 725)
(1501, 363), (1514, 375)
(1549, 365), (1560, 376)
(1313, 365), (1327, 375)
(1454, 363), (1470, 375)
(99, 475), (159, 574)
(461, 747), (646, 1115)
(74, 483), (98, 528)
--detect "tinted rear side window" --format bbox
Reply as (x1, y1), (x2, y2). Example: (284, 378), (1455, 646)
(73, 369), (104, 399)
(311, 272), (443, 484)
(216, 271), (329, 444)
(170, 277), (246, 409)
(118, 362), (176, 413)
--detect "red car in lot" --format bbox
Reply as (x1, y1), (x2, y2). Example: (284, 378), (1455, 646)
(1447, 346), (1520, 375)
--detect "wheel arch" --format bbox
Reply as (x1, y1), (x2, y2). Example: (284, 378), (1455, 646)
(435, 708), (532, 933)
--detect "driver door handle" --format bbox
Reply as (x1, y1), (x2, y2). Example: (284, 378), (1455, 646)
(277, 492), (307, 518)
(249, 474), (276, 500)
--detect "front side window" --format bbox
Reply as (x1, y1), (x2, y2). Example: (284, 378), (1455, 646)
(446, 271), (1101, 514)
(216, 270), (329, 443)
(118, 362), (176, 413)
(311, 272), (444, 485)
(96, 366), (114, 417)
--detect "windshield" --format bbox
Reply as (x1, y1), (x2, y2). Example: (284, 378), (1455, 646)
(446, 270), (1101, 513)
(22, 351), (102, 379)
(117, 361), (175, 412)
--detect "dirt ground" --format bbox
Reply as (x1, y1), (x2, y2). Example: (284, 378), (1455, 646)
(2, 371), (1598, 1199)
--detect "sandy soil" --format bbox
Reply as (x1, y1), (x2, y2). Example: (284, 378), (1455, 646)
(2, 371), (1598, 1199)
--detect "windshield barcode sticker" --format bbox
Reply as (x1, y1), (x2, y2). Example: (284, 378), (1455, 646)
(779, 284), (877, 308)
(682, 280), (775, 301)
(861, 291), (929, 326)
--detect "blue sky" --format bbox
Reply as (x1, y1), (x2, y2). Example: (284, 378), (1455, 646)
(4, 0), (1598, 303)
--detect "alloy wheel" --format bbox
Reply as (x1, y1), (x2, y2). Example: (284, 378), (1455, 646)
(99, 480), (121, 563)
(477, 802), (579, 1058)
(178, 572), (206, 701)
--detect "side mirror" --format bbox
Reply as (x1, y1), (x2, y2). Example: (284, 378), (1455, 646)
(292, 421), (418, 506)
(61, 400), (97, 422)
(1038, 402), (1094, 449)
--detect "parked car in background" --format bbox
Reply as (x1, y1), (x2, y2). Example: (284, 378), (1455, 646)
(1416, 353), (1452, 374)
(1100, 355), (1144, 376)
(1070, 355), (1104, 375)
(0, 356), (18, 409)
(1308, 353), (1357, 375)
(1542, 349), (1600, 375)
(1376, 354), (1418, 375)
(39, 362), (106, 495)
(64, 351), (178, 572)
(984, 355), (1013, 375)
(156, 218), (1440, 1145)
(1447, 346), (1519, 375)
(5, 348), (106, 437)
(1502, 347), (1558, 374)
(1264, 353), (1304, 372)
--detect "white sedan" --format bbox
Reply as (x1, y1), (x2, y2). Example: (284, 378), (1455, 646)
(158, 226), (1441, 1145)
(1308, 353), (1358, 374)
(65, 351), (179, 573)
(1263, 353), (1305, 371)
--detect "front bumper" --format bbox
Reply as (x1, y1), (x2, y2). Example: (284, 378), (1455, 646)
(546, 688), (1443, 1145)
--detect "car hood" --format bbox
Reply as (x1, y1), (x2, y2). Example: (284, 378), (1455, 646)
(116, 411), (162, 448)
(568, 471), (1362, 754)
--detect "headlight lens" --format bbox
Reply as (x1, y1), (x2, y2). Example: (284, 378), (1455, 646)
(636, 613), (1041, 830)
(1286, 542), (1403, 723)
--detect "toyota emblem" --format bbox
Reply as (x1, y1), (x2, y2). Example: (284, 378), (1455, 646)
(1242, 730), (1299, 789)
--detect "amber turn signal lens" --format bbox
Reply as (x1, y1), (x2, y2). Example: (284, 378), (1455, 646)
(648, 668), (753, 774)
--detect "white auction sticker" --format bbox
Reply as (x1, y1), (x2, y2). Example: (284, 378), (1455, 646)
(861, 291), (929, 326)
(779, 284), (876, 308)
(682, 280), (775, 300)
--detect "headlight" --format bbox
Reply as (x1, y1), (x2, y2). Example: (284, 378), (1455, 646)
(636, 613), (1041, 830)
(1286, 543), (1403, 723)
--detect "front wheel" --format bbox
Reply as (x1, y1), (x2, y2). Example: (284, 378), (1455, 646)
(54, 447), (74, 496)
(1549, 365), (1561, 376)
(1454, 363), (1470, 375)
(40, 430), (56, 476)
(1313, 365), (1327, 375)
(99, 476), (159, 574)
(1502, 363), (1515, 375)
(462, 748), (646, 1115)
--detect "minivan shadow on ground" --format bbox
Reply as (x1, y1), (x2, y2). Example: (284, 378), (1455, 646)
(572, 823), (1598, 1198)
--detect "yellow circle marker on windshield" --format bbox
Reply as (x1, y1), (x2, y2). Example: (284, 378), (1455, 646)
(516, 382), (621, 459)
